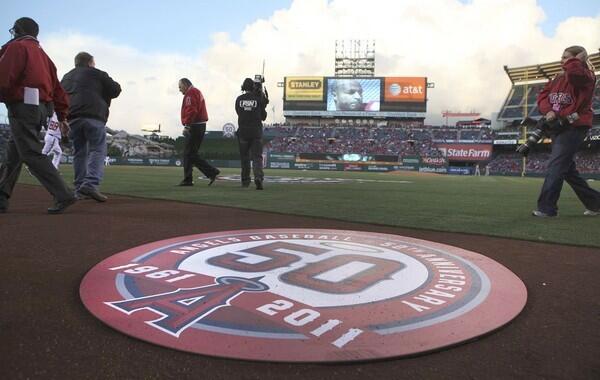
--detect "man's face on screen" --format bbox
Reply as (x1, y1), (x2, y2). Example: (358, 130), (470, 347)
(334, 81), (364, 111)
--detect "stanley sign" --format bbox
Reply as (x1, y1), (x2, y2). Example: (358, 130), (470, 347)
(285, 76), (324, 101)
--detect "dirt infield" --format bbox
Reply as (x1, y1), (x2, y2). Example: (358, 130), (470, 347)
(1, 184), (598, 380)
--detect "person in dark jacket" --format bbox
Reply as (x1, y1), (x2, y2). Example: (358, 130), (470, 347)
(61, 52), (121, 202)
(0, 17), (76, 214)
(177, 78), (220, 186)
(531, 45), (600, 217)
(235, 78), (267, 190)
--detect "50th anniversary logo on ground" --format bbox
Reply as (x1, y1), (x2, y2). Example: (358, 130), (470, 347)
(80, 229), (527, 362)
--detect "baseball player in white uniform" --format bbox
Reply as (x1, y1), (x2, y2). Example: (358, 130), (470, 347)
(42, 112), (63, 169)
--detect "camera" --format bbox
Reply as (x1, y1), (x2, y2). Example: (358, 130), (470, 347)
(253, 74), (269, 104)
(516, 113), (579, 156)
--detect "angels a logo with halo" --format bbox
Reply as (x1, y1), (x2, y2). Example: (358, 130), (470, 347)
(80, 229), (527, 362)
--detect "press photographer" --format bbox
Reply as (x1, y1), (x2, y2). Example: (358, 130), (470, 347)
(235, 77), (268, 190)
(525, 45), (600, 217)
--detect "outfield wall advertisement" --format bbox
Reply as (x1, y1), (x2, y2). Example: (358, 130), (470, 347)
(267, 152), (420, 172)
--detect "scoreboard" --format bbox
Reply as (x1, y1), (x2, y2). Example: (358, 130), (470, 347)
(283, 76), (427, 118)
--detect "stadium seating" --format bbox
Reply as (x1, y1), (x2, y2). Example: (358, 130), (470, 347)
(264, 123), (599, 174)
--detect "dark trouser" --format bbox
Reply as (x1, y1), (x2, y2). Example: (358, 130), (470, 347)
(182, 123), (219, 182)
(537, 126), (600, 215)
(238, 135), (264, 184)
(0, 103), (72, 202)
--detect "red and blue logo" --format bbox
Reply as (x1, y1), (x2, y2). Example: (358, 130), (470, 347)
(80, 229), (527, 362)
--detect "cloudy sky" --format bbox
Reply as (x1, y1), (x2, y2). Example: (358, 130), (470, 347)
(2, 0), (599, 136)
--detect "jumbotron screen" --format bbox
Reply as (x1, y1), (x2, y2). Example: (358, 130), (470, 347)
(283, 76), (427, 118)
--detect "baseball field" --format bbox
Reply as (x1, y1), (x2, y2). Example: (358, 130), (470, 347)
(19, 165), (600, 247)
(3, 166), (599, 379)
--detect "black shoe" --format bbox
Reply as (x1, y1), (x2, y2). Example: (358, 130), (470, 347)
(255, 179), (264, 190)
(241, 182), (250, 188)
(208, 171), (220, 186)
(177, 181), (194, 187)
(48, 197), (76, 214)
(78, 187), (108, 202)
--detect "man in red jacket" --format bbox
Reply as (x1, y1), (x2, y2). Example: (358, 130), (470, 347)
(0, 17), (76, 214)
(177, 78), (220, 186)
(532, 46), (600, 217)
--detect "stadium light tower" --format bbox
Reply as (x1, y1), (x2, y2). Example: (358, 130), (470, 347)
(335, 40), (375, 77)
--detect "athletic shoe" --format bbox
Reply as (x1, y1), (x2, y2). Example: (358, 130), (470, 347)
(78, 187), (108, 202)
(177, 181), (194, 187)
(583, 209), (600, 216)
(241, 182), (250, 188)
(531, 210), (557, 218)
(255, 179), (264, 190)
(47, 197), (76, 214)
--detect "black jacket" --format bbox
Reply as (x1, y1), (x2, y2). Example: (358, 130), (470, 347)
(235, 91), (267, 139)
(61, 67), (121, 122)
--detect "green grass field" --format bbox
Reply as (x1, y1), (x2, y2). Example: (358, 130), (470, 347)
(20, 165), (600, 247)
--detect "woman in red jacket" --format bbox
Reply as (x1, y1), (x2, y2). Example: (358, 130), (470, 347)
(533, 46), (600, 217)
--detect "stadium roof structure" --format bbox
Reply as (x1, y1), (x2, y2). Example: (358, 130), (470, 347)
(503, 50), (600, 84)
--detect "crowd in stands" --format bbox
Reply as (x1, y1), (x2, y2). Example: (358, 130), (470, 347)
(264, 123), (599, 174)
(265, 124), (447, 158)
(264, 123), (498, 157)
(487, 151), (600, 174)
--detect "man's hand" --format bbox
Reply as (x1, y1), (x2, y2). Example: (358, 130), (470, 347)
(59, 121), (70, 143)
(182, 126), (191, 138)
(545, 111), (556, 121)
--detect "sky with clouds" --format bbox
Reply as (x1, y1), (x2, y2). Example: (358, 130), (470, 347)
(2, 0), (599, 136)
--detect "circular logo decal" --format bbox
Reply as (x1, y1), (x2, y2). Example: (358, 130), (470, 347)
(80, 229), (527, 362)
(222, 123), (236, 138)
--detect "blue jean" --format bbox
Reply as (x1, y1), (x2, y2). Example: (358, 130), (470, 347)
(537, 126), (600, 215)
(69, 118), (107, 191)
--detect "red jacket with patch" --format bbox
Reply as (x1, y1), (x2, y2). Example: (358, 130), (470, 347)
(537, 58), (596, 128)
(181, 86), (208, 126)
(0, 36), (69, 121)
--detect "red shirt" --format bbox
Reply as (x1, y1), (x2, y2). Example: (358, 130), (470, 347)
(181, 86), (208, 126)
(0, 36), (69, 121)
(537, 58), (596, 128)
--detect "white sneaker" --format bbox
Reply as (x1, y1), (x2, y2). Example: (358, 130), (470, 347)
(583, 209), (599, 216)
(532, 210), (557, 218)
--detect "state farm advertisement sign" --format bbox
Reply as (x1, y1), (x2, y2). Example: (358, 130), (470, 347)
(436, 144), (492, 162)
